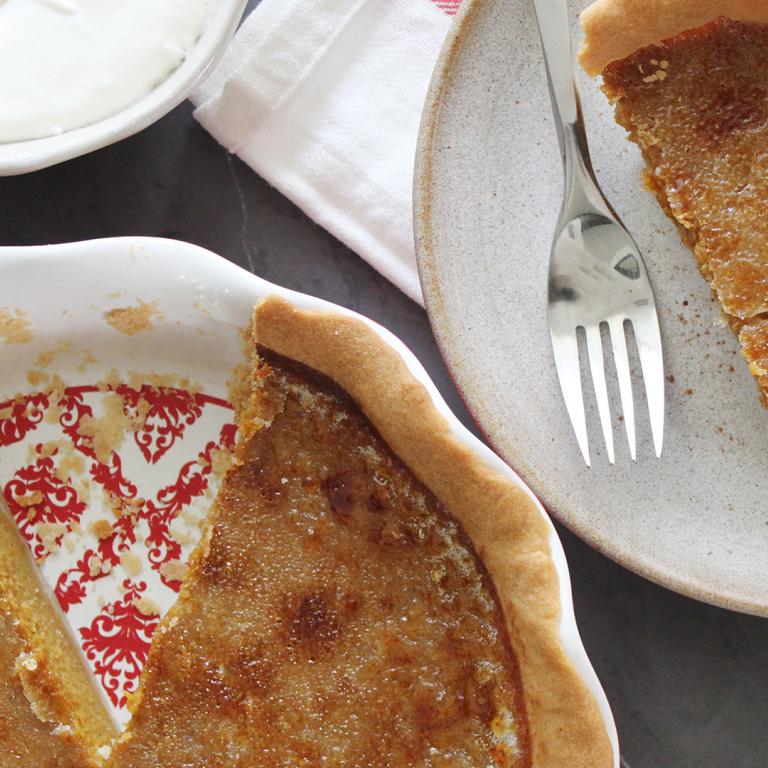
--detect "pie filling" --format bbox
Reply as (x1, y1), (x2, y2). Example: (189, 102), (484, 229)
(108, 347), (530, 767)
(600, 18), (768, 399)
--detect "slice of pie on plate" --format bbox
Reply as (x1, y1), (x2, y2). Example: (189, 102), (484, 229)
(579, 0), (768, 401)
(0, 296), (614, 767)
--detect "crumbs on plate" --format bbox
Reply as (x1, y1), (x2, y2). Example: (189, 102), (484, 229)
(104, 300), (162, 336)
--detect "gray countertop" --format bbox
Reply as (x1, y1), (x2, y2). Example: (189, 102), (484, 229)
(1, 99), (766, 767)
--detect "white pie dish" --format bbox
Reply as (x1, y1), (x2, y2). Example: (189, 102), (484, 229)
(0, 0), (247, 176)
(0, 237), (618, 761)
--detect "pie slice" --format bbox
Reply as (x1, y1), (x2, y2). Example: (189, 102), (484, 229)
(107, 297), (613, 768)
(0, 500), (117, 767)
(579, 0), (768, 401)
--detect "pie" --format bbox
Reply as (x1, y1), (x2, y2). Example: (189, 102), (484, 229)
(0, 296), (613, 767)
(579, 0), (768, 401)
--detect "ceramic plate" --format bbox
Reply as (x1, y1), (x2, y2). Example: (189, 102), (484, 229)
(414, 0), (768, 615)
(0, 237), (617, 757)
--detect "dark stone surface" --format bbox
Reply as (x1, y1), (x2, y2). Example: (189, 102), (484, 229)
(1, 100), (765, 768)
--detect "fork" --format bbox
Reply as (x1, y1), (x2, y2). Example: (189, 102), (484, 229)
(532, 0), (665, 466)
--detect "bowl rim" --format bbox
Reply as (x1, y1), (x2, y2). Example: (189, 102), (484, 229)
(0, 0), (248, 176)
(0, 235), (620, 762)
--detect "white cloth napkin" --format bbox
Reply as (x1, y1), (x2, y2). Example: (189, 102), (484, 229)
(191, 0), (462, 305)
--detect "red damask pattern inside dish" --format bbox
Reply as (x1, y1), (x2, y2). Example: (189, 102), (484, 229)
(0, 384), (235, 715)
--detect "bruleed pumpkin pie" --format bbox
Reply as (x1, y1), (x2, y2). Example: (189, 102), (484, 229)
(0, 297), (613, 767)
(580, 0), (768, 401)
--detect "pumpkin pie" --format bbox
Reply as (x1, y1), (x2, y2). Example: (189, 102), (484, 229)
(0, 297), (613, 767)
(580, 0), (768, 401)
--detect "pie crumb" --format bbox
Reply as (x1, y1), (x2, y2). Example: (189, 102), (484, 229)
(133, 596), (160, 617)
(36, 523), (67, 554)
(0, 307), (33, 344)
(209, 447), (233, 476)
(120, 552), (143, 577)
(159, 559), (188, 583)
(105, 301), (161, 336)
(88, 519), (114, 541)
(78, 393), (129, 463)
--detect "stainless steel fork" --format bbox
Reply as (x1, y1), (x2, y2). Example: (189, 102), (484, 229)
(532, 0), (664, 466)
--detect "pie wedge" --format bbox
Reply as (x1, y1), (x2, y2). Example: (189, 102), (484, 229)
(579, 0), (768, 401)
(0, 500), (117, 767)
(0, 297), (613, 767)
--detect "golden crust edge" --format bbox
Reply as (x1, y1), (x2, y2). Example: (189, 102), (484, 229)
(253, 295), (614, 768)
(578, 0), (768, 76)
(0, 498), (117, 764)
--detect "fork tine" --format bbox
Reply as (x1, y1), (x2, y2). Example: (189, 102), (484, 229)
(550, 326), (591, 466)
(608, 317), (636, 461)
(630, 307), (665, 458)
(584, 324), (615, 464)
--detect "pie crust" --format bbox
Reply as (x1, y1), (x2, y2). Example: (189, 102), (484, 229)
(578, 0), (768, 75)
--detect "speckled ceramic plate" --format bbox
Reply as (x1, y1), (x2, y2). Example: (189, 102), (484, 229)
(0, 237), (618, 756)
(414, 0), (768, 615)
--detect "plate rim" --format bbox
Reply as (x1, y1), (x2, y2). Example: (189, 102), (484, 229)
(0, 235), (619, 757)
(412, 0), (764, 619)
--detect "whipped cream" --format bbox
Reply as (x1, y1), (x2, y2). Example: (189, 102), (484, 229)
(0, 0), (211, 143)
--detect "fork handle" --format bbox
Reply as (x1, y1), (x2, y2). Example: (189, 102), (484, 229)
(532, 0), (579, 142)
(532, 0), (609, 216)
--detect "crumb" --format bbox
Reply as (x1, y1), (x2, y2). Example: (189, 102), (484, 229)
(26, 369), (48, 388)
(79, 393), (129, 463)
(209, 447), (233, 476)
(54, 450), (86, 484)
(126, 370), (201, 394)
(193, 301), (212, 318)
(133, 596), (160, 617)
(120, 551), (142, 577)
(159, 559), (188, 582)
(36, 522), (67, 554)
(34, 342), (70, 369)
(18, 653), (38, 672)
(666, 374), (675, 384)
(169, 525), (193, 546)
(88, 519), (114, 540)
(180, 507), (200, 527)
(0, 308), (33, 344)
(88, 554), (103, 578)
(127, 397), (152, 433)
(685, 388), (694, 396)
(77, 350), (98, 373)
(104, 301), (162, 336)
(14, 490), (43, 508)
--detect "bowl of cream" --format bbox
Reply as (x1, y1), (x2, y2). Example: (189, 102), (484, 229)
(0, 0), (248, 175)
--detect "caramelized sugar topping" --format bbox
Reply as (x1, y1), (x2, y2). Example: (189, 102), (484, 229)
(603, 19), (768, 396)
(110, 350), (529, 768)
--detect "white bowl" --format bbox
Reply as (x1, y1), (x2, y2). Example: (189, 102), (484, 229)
(0, 0), (247, 176)
(0, 236), (619, 759)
